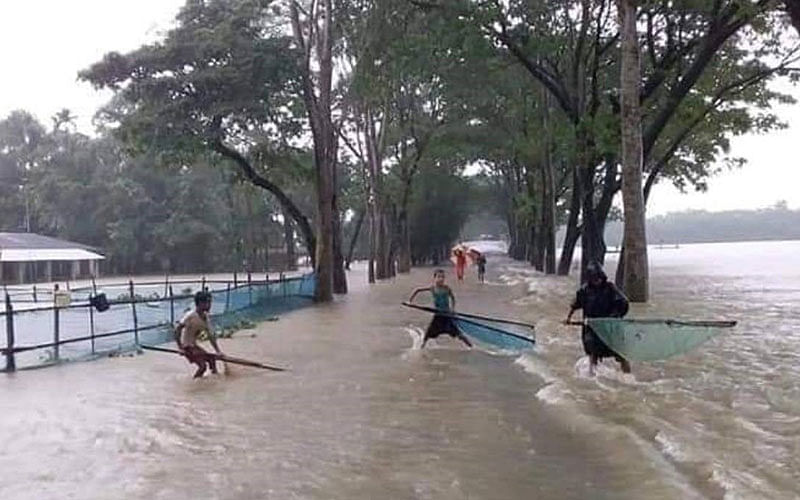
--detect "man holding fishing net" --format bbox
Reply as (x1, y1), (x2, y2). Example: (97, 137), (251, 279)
(564, 262), (631, 375)
(175, 290), (224, 378)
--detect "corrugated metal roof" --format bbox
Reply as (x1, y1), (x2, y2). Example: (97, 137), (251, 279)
(0, 232), (100, 252)
(0, 248), (105, 262)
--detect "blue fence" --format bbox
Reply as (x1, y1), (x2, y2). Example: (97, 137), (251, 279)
(1, 273), (316, 372)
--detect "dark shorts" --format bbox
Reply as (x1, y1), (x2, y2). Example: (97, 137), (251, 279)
(425, 314), (462, 339)
(183, 345), (215, 365)
(582, 326), (623, 361)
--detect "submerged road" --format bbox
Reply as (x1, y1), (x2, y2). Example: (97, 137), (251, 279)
(0, 260), (702, 499)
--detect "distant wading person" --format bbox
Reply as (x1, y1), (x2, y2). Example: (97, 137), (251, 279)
(564, 262), (631, 375)
(175, 291), (223, 378)
(452, 246), (467, 281)
(476, 253), (487, 283)
(408, 269), (473, 348)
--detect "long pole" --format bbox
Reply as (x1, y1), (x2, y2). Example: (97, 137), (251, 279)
(4, 294), (15, 372)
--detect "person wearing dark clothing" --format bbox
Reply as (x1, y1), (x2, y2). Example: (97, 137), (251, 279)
(564, 262), (631, 375)
(476, 254), (487, 283)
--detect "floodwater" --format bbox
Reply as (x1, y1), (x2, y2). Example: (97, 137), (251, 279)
(1, 241), (798, 499)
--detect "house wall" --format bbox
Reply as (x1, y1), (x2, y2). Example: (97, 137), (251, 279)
(0, 260), (101, 285)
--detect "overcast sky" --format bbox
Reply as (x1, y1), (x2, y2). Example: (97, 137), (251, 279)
(1, 0), (799, 216)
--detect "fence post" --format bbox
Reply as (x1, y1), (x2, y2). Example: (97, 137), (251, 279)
(4, 294), (15, 373)
(88, 300), (95, 355)
(91, 276), (97, 295)
(129, 280), (139, 346)
(281, 272), (287, 297)
(169, 285), (175, 326)
(33, 285), (38, 303)
(234, 271), (238, 287)
(247, 272), (253, 306)
(225, 283), (231, 313)
(53, 305), (60, 362)
(201, 276), (207, 292)
(163, 274), (169, 298)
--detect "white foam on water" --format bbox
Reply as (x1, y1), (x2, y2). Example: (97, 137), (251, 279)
(708, 465), (772, 500)
(514, 353), (556, 384)
(654, 431), (692, 463)
(404, 326), (425, 351)
(573, 356), (595, 378)
(534, 382), (574, 406)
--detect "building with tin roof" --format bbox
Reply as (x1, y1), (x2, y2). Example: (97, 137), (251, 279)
(0, 233), (104, 284)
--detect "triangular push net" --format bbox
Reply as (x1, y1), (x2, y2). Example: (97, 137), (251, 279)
(452, 315), (535, 351)
(587, 318), (736, 362)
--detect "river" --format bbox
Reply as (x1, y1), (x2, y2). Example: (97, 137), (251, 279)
(0, 240), (797, 499)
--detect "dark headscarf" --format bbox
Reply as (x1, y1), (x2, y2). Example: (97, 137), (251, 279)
(585, 261), (607, 284)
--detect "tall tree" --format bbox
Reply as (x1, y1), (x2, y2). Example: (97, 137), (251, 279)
(79, 0), (318, 270)
(618, 0), (648, 301)
(290, 0), (345, 298)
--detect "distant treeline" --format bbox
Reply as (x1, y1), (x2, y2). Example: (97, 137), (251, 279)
(603, 204), (800, 245)
(468, 204), (800, 247)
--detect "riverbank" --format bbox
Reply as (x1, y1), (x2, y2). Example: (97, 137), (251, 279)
(0, 260), (699, 499)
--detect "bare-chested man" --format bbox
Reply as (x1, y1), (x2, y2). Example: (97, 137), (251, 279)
(174, 290), (223, 378)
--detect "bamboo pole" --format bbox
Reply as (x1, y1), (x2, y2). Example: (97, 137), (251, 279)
(129, 280), (139, 345)
(89, 300), (96, 355)
(4, 294), (15, 372)
(53, 305), (60, 361)
(247, 272), (252, 306)
(169, 285), (175, 326)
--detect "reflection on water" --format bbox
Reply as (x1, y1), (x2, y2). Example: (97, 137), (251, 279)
(1, 241), (798, 499)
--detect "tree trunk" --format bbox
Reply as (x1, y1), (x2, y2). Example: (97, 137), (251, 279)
(332, 168), (347, 294)
(376, 211), (391, 279)
(513, 217), (527, 260)
(368, 204), (376, 284)
(396, 174), (415, 274)
(313, 139), (335, 301)
(345, 210), (365, 270)
(290, 0), (338, 302)
(363, 107), (392, 281)
(396, 212), (411, 273)
(558, 168), (581, 275)
(541, 91), (557, 275)
(619, 0), (649, 302)
(577, 149), (605, 281)
(282, 208), (297, 270)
